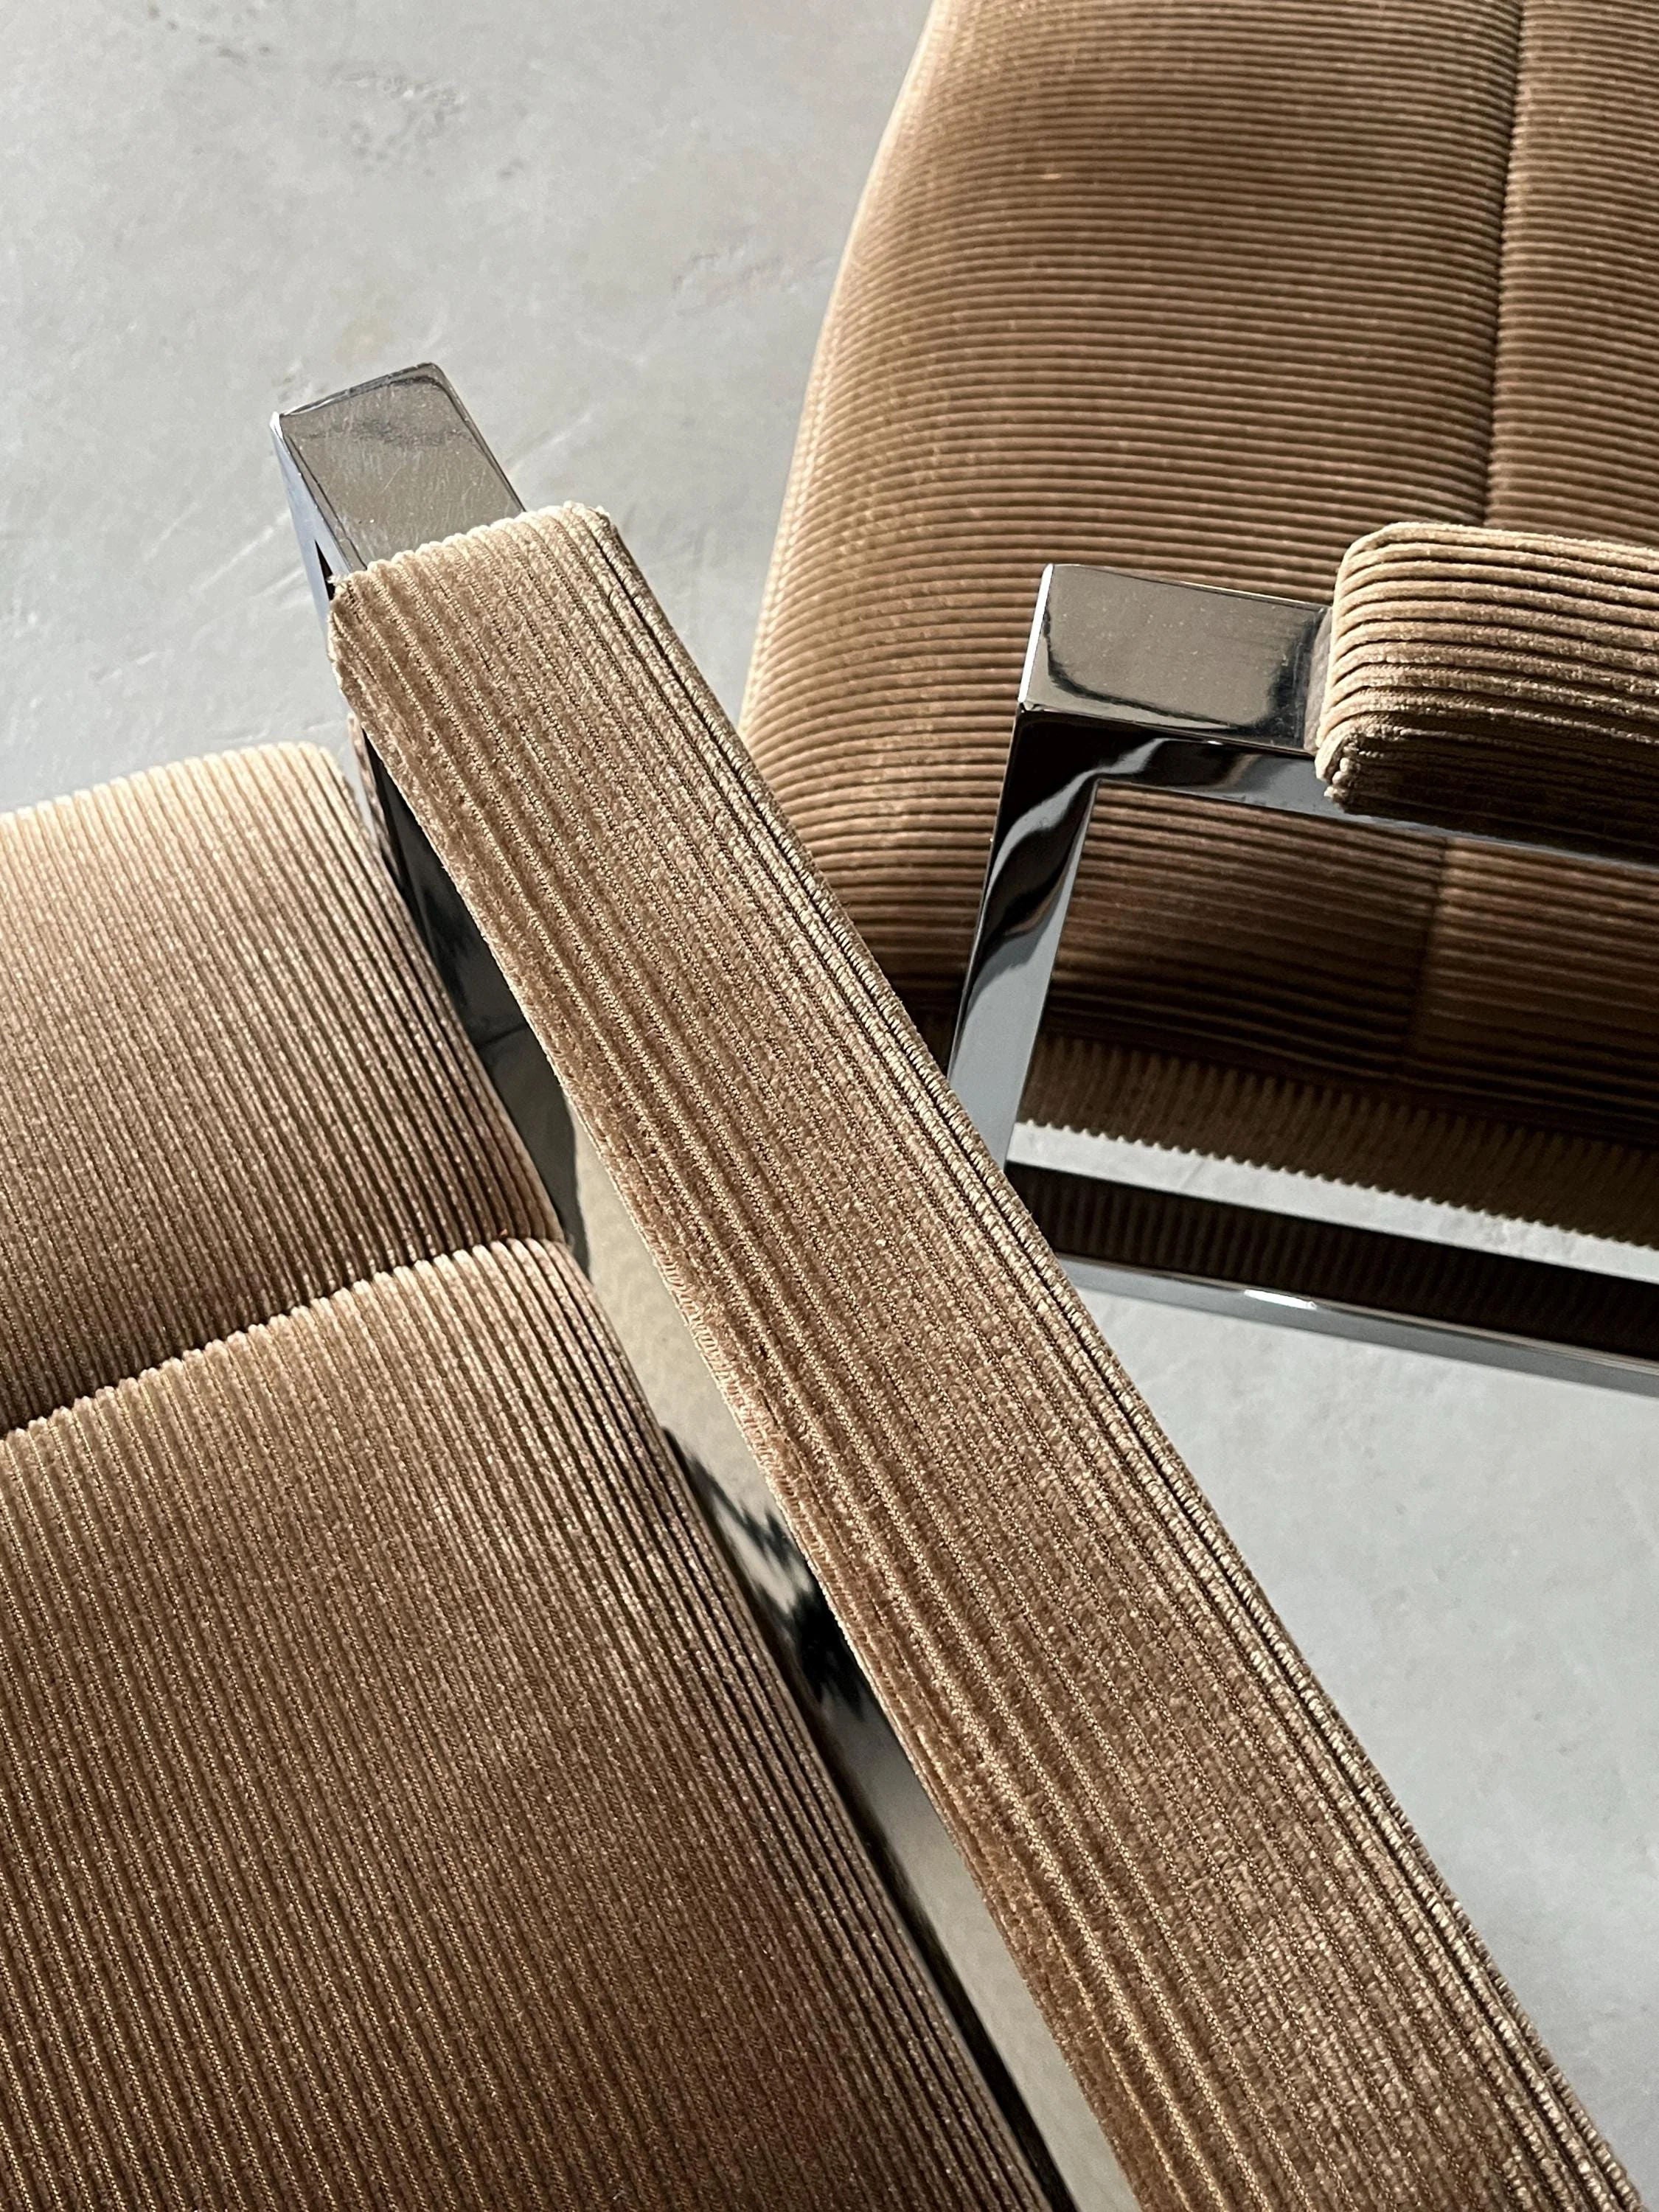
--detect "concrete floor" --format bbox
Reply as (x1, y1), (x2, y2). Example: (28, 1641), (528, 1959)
(2, 0), (925, 804)
(4, 0), (1655, 2193)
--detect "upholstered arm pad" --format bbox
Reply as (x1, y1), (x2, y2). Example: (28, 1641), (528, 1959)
(1315, 519), (1659, 856)
(330, 508), (1635, 2212)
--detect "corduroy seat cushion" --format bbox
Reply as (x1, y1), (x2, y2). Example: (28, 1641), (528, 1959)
(0, 1237), (1038, 2212)
(742, 0), (1659, 1245)
(0, 742), (552, 1430)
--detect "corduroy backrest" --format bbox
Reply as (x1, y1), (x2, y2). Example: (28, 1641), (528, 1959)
(0, 742), (552, 1429)
(735, 0), (1659, 1248)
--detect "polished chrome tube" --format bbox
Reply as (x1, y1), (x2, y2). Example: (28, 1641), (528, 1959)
(949, 559), (1659, 1392)
(948, 563), (1330, 1165)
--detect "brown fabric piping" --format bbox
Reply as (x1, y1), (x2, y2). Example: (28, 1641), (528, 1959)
(0, 1237), (1040, 2211)
(1315, 521), (1659, 857)
(0, 742), (554, 1430)
(330, 504), (1641, 2212)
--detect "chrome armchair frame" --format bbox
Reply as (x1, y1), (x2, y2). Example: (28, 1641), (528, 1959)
(274, 364), (1124, 2212)
(274, 366), (590, 1263)
(949, 565), (1659, 1395)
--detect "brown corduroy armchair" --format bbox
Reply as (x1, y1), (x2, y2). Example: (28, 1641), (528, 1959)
(742, 0), (1659, 1382)
(0, 357), (1641, 2209)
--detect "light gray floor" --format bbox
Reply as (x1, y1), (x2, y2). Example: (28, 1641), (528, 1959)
(2, 0), (926, 804)
(4, 0), (1655, 2194)
(1044, 1131), (1659, 2190)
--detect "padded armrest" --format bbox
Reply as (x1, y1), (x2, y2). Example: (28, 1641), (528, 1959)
(1315, 520), (1659, 858)
(329, 507), (1637, 2212)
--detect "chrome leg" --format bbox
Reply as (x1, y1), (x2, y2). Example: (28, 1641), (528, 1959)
(1012, 1155), (1659, 1395)
(946, 667), (1103, 1164)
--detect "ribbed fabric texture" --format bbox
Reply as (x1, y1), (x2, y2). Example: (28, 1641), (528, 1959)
(1002, 1020), (1659, 1266)
(740, 0), (1659, 1245)
(1487, 0), (1659, 540)
(0, 1237), (1039, 2212)
(1315, 521), (1659, 854)
(330, 504), (1639, 2212)
(0, 744), (552, 1432)
(744, 0), (1511, 978)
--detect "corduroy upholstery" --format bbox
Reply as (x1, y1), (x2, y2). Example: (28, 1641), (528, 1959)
(1317, 521), (1659, 856)
(330, 501), (1640, 2212)
(0, 743), (552, 1431)
(0, 1237), (1040, 2211)
(742, 0), (1659, 1246)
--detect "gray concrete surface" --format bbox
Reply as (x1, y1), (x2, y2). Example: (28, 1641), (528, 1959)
(1043, 1130), (1659, 2189)
(3, 0), (1655, 2194)
(1082, 1272), (1659, 2185)
(2, 0), (926, 805)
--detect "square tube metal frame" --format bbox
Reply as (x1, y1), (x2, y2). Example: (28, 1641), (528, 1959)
(947, 563), (1659, 1395)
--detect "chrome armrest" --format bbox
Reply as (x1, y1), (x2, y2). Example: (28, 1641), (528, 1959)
(948, 559), (1659, 1166)
(947, 564), (1332, 1163)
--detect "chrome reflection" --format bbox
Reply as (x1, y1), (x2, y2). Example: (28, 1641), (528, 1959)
(947, 559), (1659, 1391)
(948, 564), (1332, 1168)
(274, 364), (587, 1260)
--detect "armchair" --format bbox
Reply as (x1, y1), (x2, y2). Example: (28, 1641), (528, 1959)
(743, 0), (1659, 1382)
(279, 361), (1636, 2211)
(948, 530), (1659, 1385)
(0, 353), (1639, 2210)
